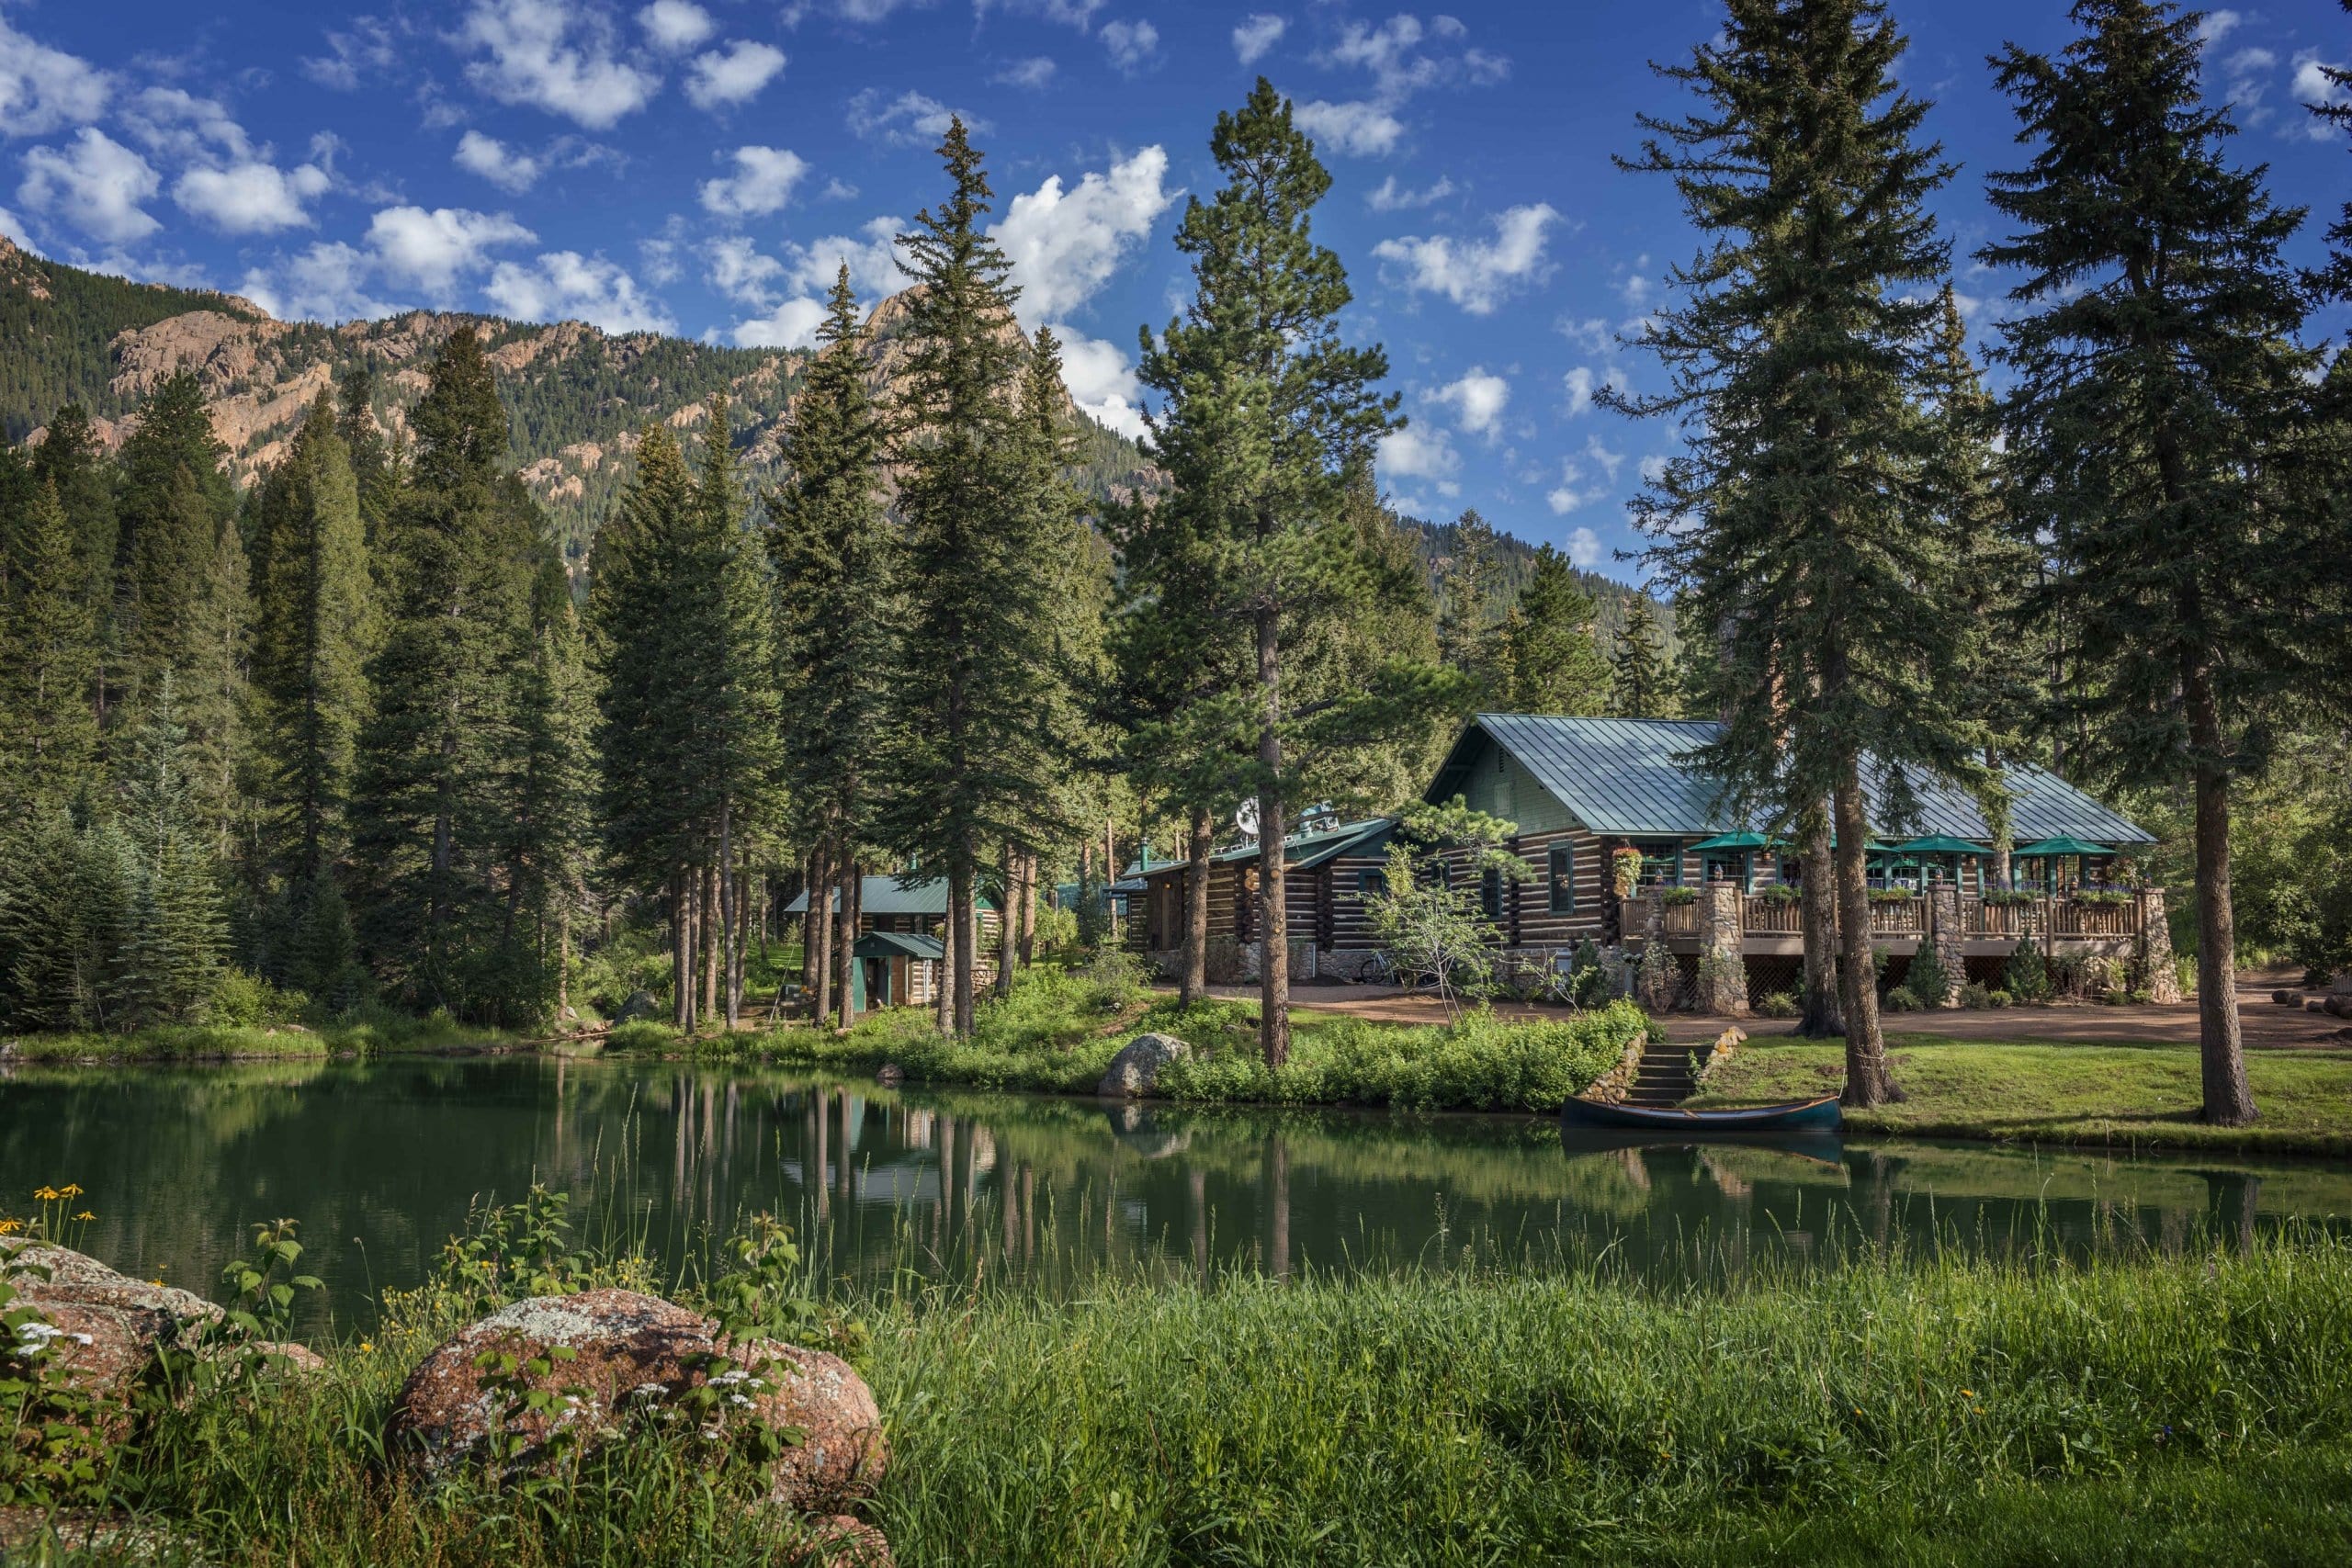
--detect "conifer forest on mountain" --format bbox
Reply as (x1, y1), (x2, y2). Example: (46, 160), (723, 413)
(6, 4), (2352, 1565)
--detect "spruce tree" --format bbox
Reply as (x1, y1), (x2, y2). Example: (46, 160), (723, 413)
(767, 268), (898, 1024)
(115, 674), (227, 1025)
(350, 327), (537, 1016)
(248, 393), (375, 997)
(2305, 2), (2352, 301)
(1436, 509), (1509, 704)
(0, 807), (135, 1032)
(1982, 0), (2337, 1125)
(0, 480), (101, 807)
(506, 555), (595, 1019)
(114, 371), (233, 724)
(1137, 81), (1427, 1067)
(880, 118), (1070, 1037)
(1609, 596), (1675, 718)
(1615, 0), (1968, 1107)
(1502, 544), (1613, 715)
(29, 403), (119, 619)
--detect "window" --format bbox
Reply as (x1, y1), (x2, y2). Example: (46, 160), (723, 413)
(1633, 840), (1683, 889)
(1480, 866), (1502, 921)
(1358, 867), (1386, 897)
(1547, 843), (1575, 915)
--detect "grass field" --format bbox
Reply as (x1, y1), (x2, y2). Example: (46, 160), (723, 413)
(0, 1007), (522, 1064)
(1690, 1035), (2352, 1156)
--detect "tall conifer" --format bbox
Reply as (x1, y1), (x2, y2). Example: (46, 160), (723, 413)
(1982, 0), (2336, 1124)
(1608, 596), (1676, 718)
(1615, 0), (1967, 1106)
(0, 480), (101, 807)
(1501, 544), (1613, 716)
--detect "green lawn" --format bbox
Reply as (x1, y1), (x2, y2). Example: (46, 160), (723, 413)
(1690, 1035), (2352, 1156)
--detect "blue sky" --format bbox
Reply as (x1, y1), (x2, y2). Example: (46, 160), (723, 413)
(3, 0), (2346, 576)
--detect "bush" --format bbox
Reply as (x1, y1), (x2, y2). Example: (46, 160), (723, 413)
(1080, 948), (1150, 1012)
(607, 1019), (680, 1052)
(1757, 883), (1801, 905)
(1658, 886), (1700, 907)
(1757, 991), (1799, 1019)
(2006, 939), (2051, 1002)
(1958, 982), (1994, 1010)
(1030, 901), (1079, 956)
(1569, 964), (1613, 1009)
(1987, 989), (2013, 1008)
(1883, 989), (1919, 1012)
(209, 967), (307, 1028)
(1903, 935), (1952, 1009)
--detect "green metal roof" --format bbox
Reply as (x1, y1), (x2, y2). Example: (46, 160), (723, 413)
(853, 931), (944, 961)
(2014, 836), (2118, 858)
(1430, 716), (2153, 845)
(784, 876), (1001, 916)
(1135, 818), (1396, 877)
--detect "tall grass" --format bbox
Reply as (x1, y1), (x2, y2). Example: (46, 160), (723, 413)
(4, 1003), (517, 1063)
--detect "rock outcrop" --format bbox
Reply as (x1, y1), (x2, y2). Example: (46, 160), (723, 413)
(387, 1288), (886, 1510)
(1098, 1032), (1191, 1099)
(2, 1240), (222, 1400)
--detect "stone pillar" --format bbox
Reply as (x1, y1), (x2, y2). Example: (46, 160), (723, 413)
(1699, 883), (1749, 1016)
(1927, 885), (1964, 1005)
(2137, 888), (2180, 1003)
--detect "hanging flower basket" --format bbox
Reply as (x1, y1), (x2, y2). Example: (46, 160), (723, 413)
(1611, 846), (1644, 899)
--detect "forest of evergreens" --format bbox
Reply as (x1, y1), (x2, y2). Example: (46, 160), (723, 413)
(0, 4), (2346, 1134)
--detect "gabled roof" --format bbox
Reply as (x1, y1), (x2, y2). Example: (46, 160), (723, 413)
(1432, 715), (2152, 845)
(784, 876), (1001, 916)
(1135, 818), (1397, 878)
(854, 930), (944, 961)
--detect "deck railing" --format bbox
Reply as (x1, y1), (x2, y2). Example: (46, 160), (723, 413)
(1743, 894), (1803, 933)
(1867, 898), (1923, 935)
(1967, 899), (2044, 938)
(1717, 890), (2152, 942)
(1660, 898), (1700, 936)
(2050, 897), (2140, 938)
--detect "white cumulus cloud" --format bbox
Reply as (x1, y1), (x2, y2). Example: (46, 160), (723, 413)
(1367, 174), (1452, 211)
(368, 204), (536, 296)
(1053, 327), (1148, 438)
(686, 40), (786, 108)
(1102, 19), (1159, 73)
(460, 0), (662, 130)
(455, 130), (544, 192)
(2292, 49), (2349, 139)
(847, 88), (981, 145)
(729, 296), (830, 348)
(699, 145), (810, 217)
(1294, 99), (1404, 157)
(1378, 421), (1460, 491)
(1232, 14), (1286, 66)
(1430, 367), (1508, 438)
(1565, 526), (1601, 567)
(992, 57), (1057, 89)
(637, 0), (715, 53)
(0, 17), (110, 140)
(174, 160), (332, 234)
(486, 250), (674, 333)
(17, 129), (159, 243)
(239, 241), (394, 321)
(991, 145), (1175, 324)
(1373, 203), (1559, 314)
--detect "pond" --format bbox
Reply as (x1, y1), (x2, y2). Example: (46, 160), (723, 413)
(5, 1054), (2347, 1333)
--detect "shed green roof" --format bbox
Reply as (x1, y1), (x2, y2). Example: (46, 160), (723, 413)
(854, 931), (944, 961)
(784, 876), (1001, 916)
(1430, 716), (2152, 845)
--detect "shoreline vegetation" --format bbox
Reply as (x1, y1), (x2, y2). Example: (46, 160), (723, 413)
(5, 1201), (2349, 1566)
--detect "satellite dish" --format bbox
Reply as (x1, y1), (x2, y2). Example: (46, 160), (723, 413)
(1234, 799), (1260, 840)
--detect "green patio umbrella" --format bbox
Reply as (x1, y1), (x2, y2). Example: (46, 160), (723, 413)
(1689, 831), (1775, 851)
(2013, 836), (2112, 858)
(1893, 835), (1987, 854)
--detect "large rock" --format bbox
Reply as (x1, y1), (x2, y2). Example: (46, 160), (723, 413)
(614, 989), (660, 1023)
(1098, 1032), (1191, 1099)
(2, 1240), (223, 1399)
(388, 1288), (885, 1509)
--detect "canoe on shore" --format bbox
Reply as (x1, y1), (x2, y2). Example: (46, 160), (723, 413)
(1562, 1094), (1845, 1134)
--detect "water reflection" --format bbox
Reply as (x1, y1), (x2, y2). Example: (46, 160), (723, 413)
(0, 1055), (2344, 1332)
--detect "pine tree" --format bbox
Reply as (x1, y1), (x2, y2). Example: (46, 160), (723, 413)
(247, 393), (375, 998)
(1436, 509), (1509, 703)
(1982, 0), (2336, 1125)
(1615, 0), (1968, 1107)
(115, 674), (227, 1026)
(879, 118), (1071, 1037)
(0, 480), (101, 807)
(1137, 81), (1438, 1067)
(1609, 596), (1675, 718)
(505, 555), (595, 1019)
(179, 484), (252, 856)
(768, 268), (897, 1023)
(350, 327), (537, 1016)
(336, 364), (396, 540)
(0, 807), (135, 1032)
(1501, 543), (1613, 715)
(29, 403), (118, 619)
(2306, 1), (2352, 301)
(114, 371), (233, 725)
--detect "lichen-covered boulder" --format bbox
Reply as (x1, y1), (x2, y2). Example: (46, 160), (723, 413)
(614, 988), (660, 1023)
(3, 1240), (223, 1399)
(1098, 1032), (1190, 1099)
(387, 1288), (885, 1509)
(875, 1063), (906, 1087)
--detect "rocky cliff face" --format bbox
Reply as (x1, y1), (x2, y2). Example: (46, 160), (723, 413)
(3, 239), (1155, 555)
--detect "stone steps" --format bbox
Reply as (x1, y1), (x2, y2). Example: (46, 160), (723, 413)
(1623, 1047), (1695, 1107)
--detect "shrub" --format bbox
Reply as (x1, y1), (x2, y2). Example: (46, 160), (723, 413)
(1080, 948), (1150, 1012)
(1757, 883), (1802, 905)
(1903, 935), (1952, 1009)
(1569, 964), (1613, 1009)
(1958, 982), (1994, 1010)
(1757, 990), (1799, 1019)
(1569, 937), (1602, 973)
(1883, 988), (1919, 1012)
(1658, 886), (1700, 907)
(1867, 886), (1917, 904)
(1636, 941), (1680, 1010)
(1029, 900), (1079, 956)
(209, 967), (307, 1028)
(1987, 988), (2013, 1008)
(2006, 939), (2051, 1002)
(1983, 888), (2038, 907)
(607, 1019), (680, 1052)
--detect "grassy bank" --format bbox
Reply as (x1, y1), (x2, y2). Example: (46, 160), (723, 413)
(651, 965), (1653, 1112)
(2, 1008), (524, 1063)
(20, 1232), (2352, 1565)
(1690, 1036), (2352, 1156)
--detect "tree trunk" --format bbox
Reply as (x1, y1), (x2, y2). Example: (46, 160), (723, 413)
(718, 804), (739, 1031)
(1833, 754), (1897, 1106)
(959, 879), (979, 1037)
(995, 845), (1018, 998)
(808, 844), (833, 1024)
(2185, 657), (2255, 1125)
(1015, 852), (1038, 965)
(1182, 808), (1212, 1005)
(1256, 592), (1290, 1066)
(1798, 810), (1841, 1038)
(673, 870), (695, 1032)
(947, 859), (977, 1038)
(836, 860), (861, 1032)
(935, 896), (956, 1033)
(698, 862), (718, 1024)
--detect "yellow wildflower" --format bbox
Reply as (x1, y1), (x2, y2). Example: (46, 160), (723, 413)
(359, 1339), (375, 1353)
(0, 1219), (22, 1235)
(1960, 1389), (1975, 1399)
(60, 1185), (83, 1199)
(74, 1212), (95, 1222)
(33, 1186), (58, 1201)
